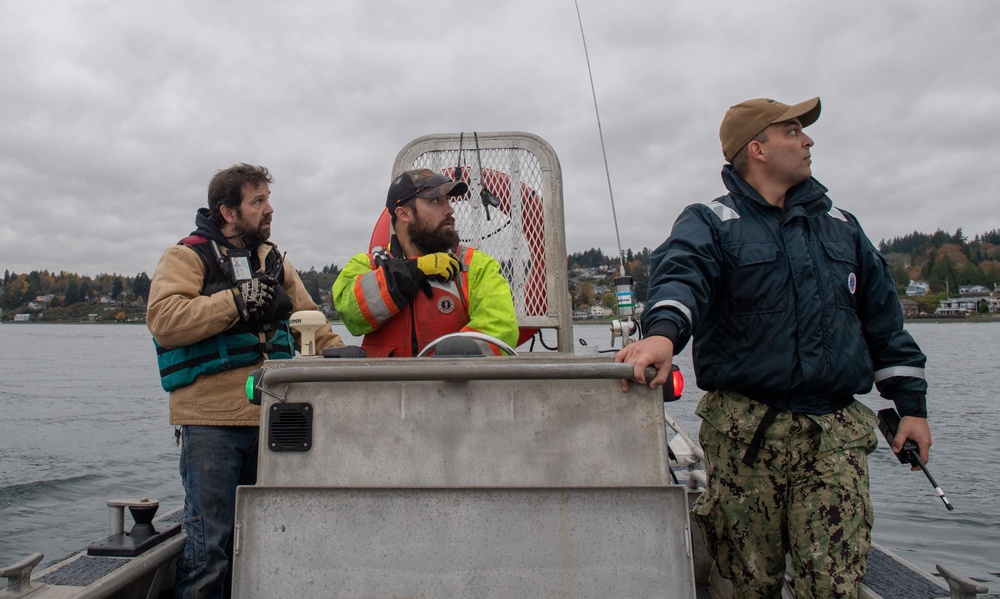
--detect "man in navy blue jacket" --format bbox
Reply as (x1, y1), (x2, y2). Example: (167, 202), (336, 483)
(617, 97), (931, 598)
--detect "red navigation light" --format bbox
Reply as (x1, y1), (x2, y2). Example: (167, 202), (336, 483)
(664, 365), (684, 402)
(671, 366), (684, 397)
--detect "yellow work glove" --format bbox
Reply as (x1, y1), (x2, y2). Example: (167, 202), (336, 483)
(415, 252), (460, 281)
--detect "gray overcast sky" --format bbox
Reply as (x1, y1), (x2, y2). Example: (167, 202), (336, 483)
(2, 1), (998, 277)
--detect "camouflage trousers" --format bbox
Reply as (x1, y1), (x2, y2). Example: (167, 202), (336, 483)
(691, 391), (879, 599)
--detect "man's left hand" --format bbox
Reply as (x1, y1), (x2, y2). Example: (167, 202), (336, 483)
(416, 252), (460, 281)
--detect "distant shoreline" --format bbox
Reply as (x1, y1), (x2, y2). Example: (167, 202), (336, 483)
(902, 315), (1000, 324)
(578, 316), (1000, 325)
(6, 315), (999, 325)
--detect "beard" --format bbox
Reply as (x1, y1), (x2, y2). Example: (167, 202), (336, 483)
(407, 211), (460, 254)
(233, 210), (271, 247)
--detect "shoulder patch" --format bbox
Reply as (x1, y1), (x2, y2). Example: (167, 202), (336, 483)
(708, 200), (740, 222)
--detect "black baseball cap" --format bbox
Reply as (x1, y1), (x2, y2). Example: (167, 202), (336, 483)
(386, 168), (469, 209)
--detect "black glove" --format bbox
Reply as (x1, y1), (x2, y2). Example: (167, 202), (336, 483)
(257, 280), (293, 323)
(232, 277), (276, 322)
(403, 260), (435, 299)
(376, 255), (433, 305)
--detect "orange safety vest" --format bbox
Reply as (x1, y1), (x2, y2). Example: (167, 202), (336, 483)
(361, 246), (475, 357)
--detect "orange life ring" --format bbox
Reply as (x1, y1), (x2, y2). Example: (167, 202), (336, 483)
(368, 166), (545, 347)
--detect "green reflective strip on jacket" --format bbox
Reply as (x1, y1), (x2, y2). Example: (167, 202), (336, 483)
(155, 325), (294, 392)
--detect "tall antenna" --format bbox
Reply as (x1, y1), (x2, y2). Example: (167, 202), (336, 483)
(574, 0), (637, 346)
(574, 0), (625, 276)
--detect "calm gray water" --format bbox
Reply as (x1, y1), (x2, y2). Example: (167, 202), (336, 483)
(1, 321), (997, 587)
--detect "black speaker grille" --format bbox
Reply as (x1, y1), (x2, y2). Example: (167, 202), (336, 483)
(268, 403), (312, 451)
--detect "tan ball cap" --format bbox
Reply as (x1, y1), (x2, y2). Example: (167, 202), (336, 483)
(720, 97), (821, 162)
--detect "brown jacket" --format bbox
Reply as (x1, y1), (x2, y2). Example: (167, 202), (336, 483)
(147, 242), (343, 425)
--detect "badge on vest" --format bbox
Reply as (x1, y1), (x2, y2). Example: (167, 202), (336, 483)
(438, 297), (455, 314)
(848, 272), (857, 295)
(229, 253), (253, 282)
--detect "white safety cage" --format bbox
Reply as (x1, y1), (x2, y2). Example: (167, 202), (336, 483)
(391, 131), (573, 351)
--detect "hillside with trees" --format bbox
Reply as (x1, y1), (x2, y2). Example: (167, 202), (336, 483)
(4, 228), (998, 321)
(878, 228), (1000, 312)
(567, 247), (652, 313)
(878, 228), (1000, 287)
(567, 227), (1000, 316)
(0, 264), (340, 322)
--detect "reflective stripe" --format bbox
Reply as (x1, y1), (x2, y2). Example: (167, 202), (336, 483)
(709, 201), (740, 222)
(827, 206), (848, 222)
(649, 300), (692, 327)
(358, 270), (394, 324)
(873, 366), (925, 382)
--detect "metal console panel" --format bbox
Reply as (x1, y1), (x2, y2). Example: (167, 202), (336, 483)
(235, 354), (692, 597)
(254, 355), (670, 488)
(232, 486), (696, 599)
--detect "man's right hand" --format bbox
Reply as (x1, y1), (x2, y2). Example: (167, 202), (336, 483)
(896, 415), (932, 467)
(615, 336), (675, 392)
(233, 277), (276, 322)
(415, 252), (460, 280)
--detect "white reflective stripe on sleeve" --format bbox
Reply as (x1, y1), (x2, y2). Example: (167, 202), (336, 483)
(649, 300), (692, 327)
(358, 271), (394, 324)
(873, 366), (926, 382)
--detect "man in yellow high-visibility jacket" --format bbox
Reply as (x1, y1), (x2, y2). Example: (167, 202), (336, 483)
(333, 168), (518, 356)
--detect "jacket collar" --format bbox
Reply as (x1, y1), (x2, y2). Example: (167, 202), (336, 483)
(720, 165), (832, 218)
(191, 208), (232, 246)
(191, 207), (273, 252)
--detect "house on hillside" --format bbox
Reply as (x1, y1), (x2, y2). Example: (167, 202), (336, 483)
(905, 280), (930, 296)
(589, 305), (612, 319)
(28, 294), (56, 310)
(958, 285), (990, 295)
(935, 297), (977, 316)
(899, 298), (919, 317)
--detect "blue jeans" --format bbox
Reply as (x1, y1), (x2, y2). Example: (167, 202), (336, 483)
(174, 425), (259, 599)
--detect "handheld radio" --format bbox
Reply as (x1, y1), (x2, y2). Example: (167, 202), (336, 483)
(877, 408), (953, 511)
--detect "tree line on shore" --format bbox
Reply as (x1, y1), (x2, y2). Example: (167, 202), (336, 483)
(3, 227), (997, 321)
(0, 265), (341, 321)
(878, 229), (1000, 312)
(568, 228), (1000, 314)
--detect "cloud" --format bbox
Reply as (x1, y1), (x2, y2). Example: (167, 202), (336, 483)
(1, 0), (998, 277)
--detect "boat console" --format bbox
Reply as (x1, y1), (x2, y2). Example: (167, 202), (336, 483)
(233, 353), (699, 598)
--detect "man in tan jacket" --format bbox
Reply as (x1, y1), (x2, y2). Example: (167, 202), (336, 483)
(148, 163), (342, 599)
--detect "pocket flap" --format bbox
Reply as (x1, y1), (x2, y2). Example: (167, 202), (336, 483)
(821, 240), (855, 263)
(724, 242), (779, 267)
